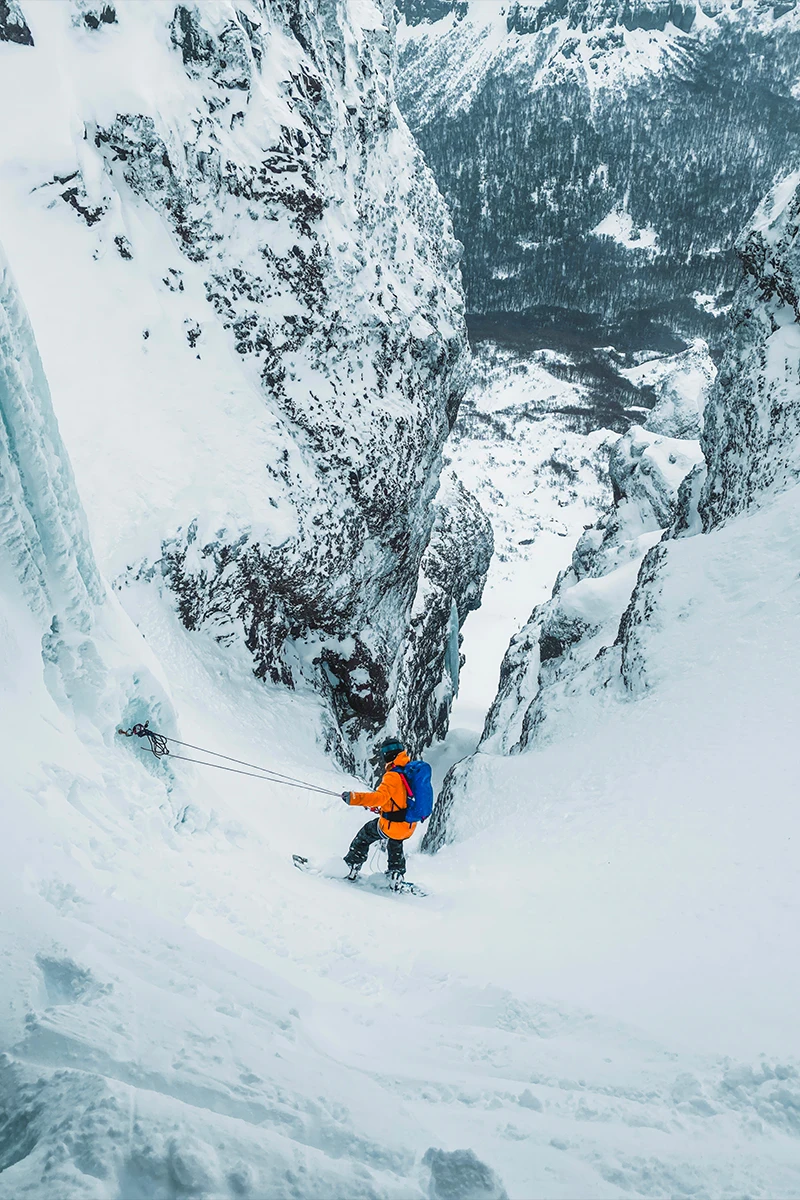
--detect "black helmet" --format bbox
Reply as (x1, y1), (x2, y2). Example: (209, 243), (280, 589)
(375, 736), (405, 764)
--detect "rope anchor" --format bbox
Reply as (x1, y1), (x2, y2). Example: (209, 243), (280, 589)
(117, 721), (169, 758)
(117, 722), (342, 796)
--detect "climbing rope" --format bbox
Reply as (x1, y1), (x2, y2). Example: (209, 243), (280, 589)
(117, 721), (342, 797)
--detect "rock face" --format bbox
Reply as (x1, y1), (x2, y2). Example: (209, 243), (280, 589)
(426, 170), (800, 850)
(397, 0), (800, 348)
(640, 341), (714, 440)
(700, 172), (800, 527)
(0, 0), (33, 45)
(392, 469), (493, 748)
(135, 1), (475, 764)
(0, 1), (484, 767)
(423, 1146), (509, 1200)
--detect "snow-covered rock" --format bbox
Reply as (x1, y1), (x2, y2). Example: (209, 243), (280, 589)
(0, 0), (32, 44)
(0, 0), (481, 766)
(393, 468), (493, 749)
(423, 1146), (509, 1200)
(700, 172), (800, 526)
(426, 410), (703, 846)
(622, 339), (716, 440)
(465, 425), (701, 759)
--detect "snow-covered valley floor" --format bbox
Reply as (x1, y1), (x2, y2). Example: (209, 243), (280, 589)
(5, 336), (800, 1198)
(442, 346), (617, 735)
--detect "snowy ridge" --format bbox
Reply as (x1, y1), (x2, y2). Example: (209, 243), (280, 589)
(422, 341), (709, 770)
(0, 0), (482, 767)
(466, 412), (705, 763)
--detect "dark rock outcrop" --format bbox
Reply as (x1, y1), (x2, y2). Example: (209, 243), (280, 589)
(0, 0), (33, 45)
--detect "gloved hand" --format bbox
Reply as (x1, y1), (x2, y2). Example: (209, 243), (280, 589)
(341, 791), (351, 804)
(370, 806), (381, 814)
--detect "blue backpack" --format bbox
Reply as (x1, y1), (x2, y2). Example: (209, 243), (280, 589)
(392, 760), (434, 823)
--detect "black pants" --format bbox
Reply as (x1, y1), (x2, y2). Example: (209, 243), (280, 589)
(344, 818), (406, 873)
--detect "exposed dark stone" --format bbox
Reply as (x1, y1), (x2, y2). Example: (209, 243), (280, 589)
(184, 320), (201, 348)
(114, 234), (133, 260)
(423, 1146), (509, 1200)
(60, 184), (106, 227)
(0, 0), (33, 45)
(92, 2), (478, 767)
(539, 633), (570, 663)
(82, 4), (117, 30)
(170, 4), (214, 69)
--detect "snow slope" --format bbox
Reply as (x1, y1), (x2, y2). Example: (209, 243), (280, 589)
(4, 185), (800, 1198)
(419, 176), (800, 1192)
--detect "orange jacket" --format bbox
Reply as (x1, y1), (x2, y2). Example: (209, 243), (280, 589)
(349, 751), (417, 841)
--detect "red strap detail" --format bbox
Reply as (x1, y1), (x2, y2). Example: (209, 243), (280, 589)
(398, 773), (412, 798)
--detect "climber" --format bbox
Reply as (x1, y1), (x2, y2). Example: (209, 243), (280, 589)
(341, 737), (418, 887)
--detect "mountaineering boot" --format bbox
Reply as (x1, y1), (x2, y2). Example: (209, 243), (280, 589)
(388, 869), (405, 891)
(345, 863), (362, 881)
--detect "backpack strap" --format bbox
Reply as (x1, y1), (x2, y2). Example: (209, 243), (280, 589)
(382, 809), (409, 823)
(383, 766), (412, 822)
(390, 767), (413, 797)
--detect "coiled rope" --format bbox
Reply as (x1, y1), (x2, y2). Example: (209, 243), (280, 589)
(117, 721), (342, 797)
